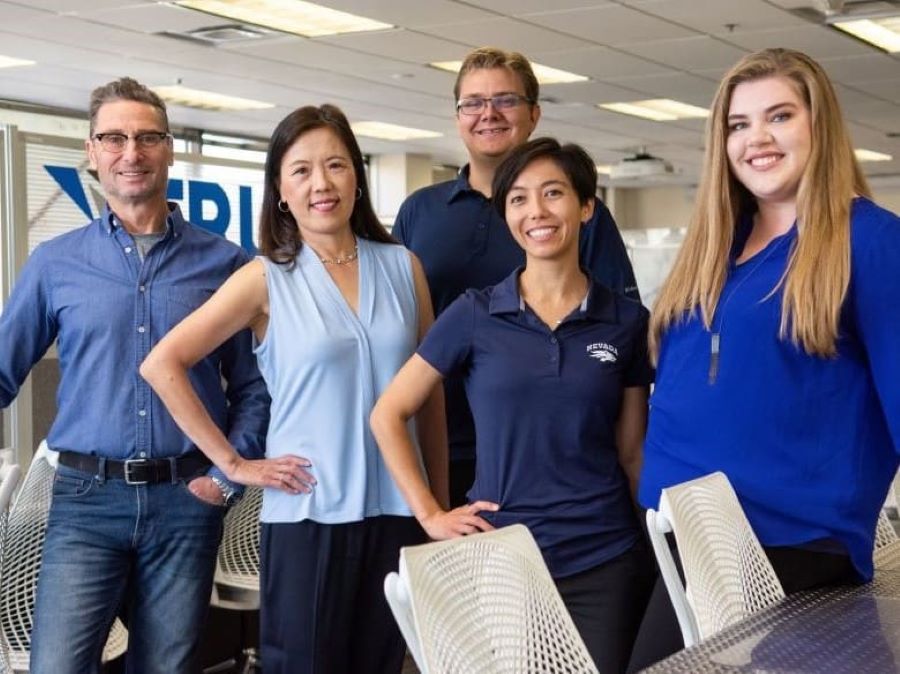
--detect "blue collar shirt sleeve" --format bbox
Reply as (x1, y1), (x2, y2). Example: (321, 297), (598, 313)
(0, 203), (269, 474)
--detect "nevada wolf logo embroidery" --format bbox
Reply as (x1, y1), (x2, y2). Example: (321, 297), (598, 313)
(586, 342), (618, 363)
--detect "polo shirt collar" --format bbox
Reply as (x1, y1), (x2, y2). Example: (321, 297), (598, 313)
(488, 267), (618, 323)
(447, 164), (481, 204)
(101, 201), (184, 238)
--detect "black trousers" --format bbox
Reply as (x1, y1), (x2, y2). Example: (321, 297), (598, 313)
(259, 516), (424, 674)
(625, 534), (857, 673)
(556, 543), (656, 674)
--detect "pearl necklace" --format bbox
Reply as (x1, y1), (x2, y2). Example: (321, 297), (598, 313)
(318, 244), (358, 265)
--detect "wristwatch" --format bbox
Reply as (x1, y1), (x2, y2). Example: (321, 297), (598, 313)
(210, 476), (240, 507)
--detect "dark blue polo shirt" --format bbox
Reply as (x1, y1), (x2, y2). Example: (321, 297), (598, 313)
(417, 269), (651, 578)
(394, 167), (639, 461)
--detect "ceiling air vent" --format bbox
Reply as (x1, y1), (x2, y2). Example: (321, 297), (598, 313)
(158, 24), (271, 46)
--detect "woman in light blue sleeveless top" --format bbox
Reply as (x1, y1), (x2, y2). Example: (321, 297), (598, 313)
(141, 104), (446, 674)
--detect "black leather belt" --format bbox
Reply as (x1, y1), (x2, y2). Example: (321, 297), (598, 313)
(58, 451), (211, 485)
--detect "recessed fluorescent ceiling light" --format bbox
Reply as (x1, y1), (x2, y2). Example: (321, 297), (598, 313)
(152, 85), (273, 111)
(430, 60), (588, 85)
(0, 55), (35, 68)
(833, 16), (900, 53)
(351, 122), (442, 141)
(855, 148), (893, 162)
(599, 99), (709, 121)
(595, 165), (612, 175)
(174, 0), (393, 37)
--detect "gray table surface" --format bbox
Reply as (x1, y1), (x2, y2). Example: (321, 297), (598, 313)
(642, 569), (900, 673)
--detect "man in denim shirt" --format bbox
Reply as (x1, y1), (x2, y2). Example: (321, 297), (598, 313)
(0, 77), (269, 673)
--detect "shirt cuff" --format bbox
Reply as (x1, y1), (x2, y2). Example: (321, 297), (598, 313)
(205, 465), (245, 497)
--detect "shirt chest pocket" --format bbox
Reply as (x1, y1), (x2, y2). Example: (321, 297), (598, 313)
(165, 286), (215, 332)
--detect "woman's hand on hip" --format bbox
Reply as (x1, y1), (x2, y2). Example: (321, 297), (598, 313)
(419, 500), (500, 540)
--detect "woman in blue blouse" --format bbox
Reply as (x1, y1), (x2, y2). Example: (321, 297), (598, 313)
(629, 48), (900, 670)
(372, 137), (654, 673)
(142, 104), (446, 674)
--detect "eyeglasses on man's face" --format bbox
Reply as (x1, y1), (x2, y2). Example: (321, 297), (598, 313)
(456, 93), (534, 116)
(92, 132), (172, 153)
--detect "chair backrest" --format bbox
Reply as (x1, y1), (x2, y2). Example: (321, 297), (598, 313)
(0, 441), (127, 670)
(645, 508), (701, 647)
(0, 460), (22, 671)
(873, 509), (900, 571)
(392, 524), (598, 674)
(0, 462), (22, 517)
(383, 570), (424, 671)
(654, 472), (785, 643)
(874, 509), (898, 550)
(211, 487), (263, 610)
(0, 442), (57, 667)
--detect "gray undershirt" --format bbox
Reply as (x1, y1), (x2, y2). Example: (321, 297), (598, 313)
(131, 232), (166, 261)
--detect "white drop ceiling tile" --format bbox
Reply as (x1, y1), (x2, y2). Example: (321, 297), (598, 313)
(849, 79), (900, 105)
(623, 0), (806, 34)
(416, 17), (593, 53)
(524, 5), (699, 46)
(17, 0), (147, 11)
(479, 0), (614, 14)
(6, 15), (184, 60)
(543, 80), (653, 106)
(843, 102), (900, 133)
(530, 46), (677, 80)
(75, 3), (217, 34)
(763, 0), (817, 8)
(619, 36), (748, 71)
(317, 0), (496, 28)
(722, 25), (873, 59)
(0, 2), (55, 26)
(847, 125), (898, 150)
(316, 29), (468, 64)
(226, 35), (416, 77)
(820, 55), (900, 87)
(0, 67), (88, 106)
(607, 73), (718, 106)
(0, 30), (62, 63)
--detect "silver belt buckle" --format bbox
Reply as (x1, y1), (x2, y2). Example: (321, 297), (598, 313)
(123, 458), (150, 485)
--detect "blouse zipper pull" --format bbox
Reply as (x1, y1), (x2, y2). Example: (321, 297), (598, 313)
(708, 332), (720, 384)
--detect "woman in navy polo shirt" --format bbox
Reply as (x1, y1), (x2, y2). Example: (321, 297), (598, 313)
(628, 48), (900, 671)
(372, 137), (654, 673)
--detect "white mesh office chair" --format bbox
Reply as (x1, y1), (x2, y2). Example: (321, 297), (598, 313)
(206, 487), (263, 674)
(384, 524), (598, 674)
(646, 471), (785, 647)
(873, 509), (900, 570)
(0, 459), (23, 672)
(0, 441), (127, 672)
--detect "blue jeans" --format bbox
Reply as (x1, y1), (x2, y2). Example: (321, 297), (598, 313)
(30, 464), (224, 674)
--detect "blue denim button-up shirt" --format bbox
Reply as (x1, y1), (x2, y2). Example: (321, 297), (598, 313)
(0, 203), (269, 485)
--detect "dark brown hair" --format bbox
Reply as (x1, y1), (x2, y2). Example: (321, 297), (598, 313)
(258, 104), (395, 265)
(89, 77), (168, 133)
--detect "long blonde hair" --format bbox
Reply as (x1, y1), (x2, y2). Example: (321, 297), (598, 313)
(650, 48), (870, 360)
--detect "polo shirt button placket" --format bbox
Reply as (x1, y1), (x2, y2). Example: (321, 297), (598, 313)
(548, 334), (561, 372)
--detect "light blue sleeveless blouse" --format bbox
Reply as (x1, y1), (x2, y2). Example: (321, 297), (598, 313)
(255, 238), (421, 523)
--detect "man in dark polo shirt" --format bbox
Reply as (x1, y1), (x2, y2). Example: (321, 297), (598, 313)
(393, 46), (638, 506)
(0, 77), (268, 673)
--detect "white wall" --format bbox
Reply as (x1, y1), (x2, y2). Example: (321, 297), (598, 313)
(608, 182), (900, 231)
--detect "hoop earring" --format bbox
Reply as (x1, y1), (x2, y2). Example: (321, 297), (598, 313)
(355, 187), (362, 201)
(278, 200), (290, 213)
